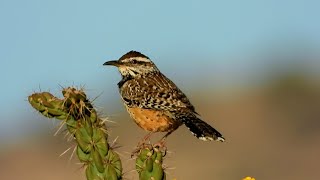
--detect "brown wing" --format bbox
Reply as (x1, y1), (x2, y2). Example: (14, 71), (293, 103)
(120, 72), (196, 113)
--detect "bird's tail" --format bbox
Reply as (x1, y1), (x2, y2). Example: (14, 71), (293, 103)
(178, 113), (225, 142)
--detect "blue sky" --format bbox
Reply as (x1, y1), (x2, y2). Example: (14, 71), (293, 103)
(1, 0), (320, 142)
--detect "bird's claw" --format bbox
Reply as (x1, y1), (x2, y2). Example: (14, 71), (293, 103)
(152, 140), (167, 156)
(131, 142), (152, 158)
(130, 140), (167, 158)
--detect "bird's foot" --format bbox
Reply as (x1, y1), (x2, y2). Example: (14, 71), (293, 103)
(131, 142), (152, 158)
(152, 139), (167, 156)
(131, 133), (168, 158)
(131, 142), (167, 158)
(131, 133), (153, 158)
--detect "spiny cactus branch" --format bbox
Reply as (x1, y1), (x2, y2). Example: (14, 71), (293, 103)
(28, 87), (122, 180)
(135, 145), (166, 180)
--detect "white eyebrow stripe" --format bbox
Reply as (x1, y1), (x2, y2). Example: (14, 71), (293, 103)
(129, 57), (151, 62)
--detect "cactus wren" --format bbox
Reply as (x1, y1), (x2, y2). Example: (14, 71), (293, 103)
(103, 51), (225, 142)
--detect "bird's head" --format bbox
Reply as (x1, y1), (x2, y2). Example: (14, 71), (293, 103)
(103, 51), (159, 77)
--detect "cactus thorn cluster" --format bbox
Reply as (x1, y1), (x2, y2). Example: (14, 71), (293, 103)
(28, 87), (168, 180)
(135, 145), (166, 180)
(28, 87), (122, 180)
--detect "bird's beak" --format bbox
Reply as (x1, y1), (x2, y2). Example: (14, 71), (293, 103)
(103, 60), (122, 67)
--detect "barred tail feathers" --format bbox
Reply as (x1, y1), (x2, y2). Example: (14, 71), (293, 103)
(178, 113), (225, 142)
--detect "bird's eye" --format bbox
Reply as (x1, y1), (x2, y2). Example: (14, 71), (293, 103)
(132, 59), (137, 64)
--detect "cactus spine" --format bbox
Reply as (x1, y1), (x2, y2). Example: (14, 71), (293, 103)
(28, 87), (167, 180)
(136, 146), (166, 180)
(28, 87), (122, 180)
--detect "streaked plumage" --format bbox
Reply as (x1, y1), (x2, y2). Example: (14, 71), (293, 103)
(104, 51), (225, 142)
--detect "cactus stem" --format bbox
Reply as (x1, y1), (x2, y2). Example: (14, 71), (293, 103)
(28, 87), (123, 180)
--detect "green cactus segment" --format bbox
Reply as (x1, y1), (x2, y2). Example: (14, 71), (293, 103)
(28, 87), (122, 180)
(136, 147), (166, 180)
(28, 92), (66, 119)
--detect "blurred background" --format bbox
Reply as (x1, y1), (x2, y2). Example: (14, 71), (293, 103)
(1, 0), (320, 179)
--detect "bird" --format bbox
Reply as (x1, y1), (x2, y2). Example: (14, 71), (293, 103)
(103, 51), (225, 145)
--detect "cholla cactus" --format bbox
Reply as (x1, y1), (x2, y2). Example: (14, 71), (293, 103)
(28, 87), (122, 180)
(135, 146), (166, 180)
